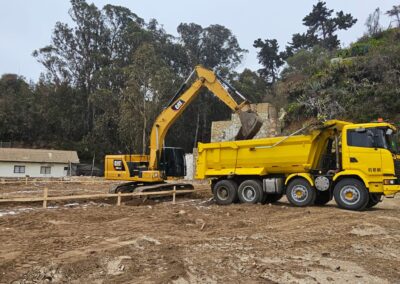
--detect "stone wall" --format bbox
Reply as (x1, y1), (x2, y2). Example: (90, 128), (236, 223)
(210, 103), (281, 142)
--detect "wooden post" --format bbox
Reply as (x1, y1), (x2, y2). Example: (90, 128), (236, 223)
(172, 186), (176, 205)
(117, 192), (121, 206)
(25, 176), (28, 185)
(43, 187), (48, 209)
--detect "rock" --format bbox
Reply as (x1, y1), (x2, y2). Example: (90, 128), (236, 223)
(195, 219), (205, 225)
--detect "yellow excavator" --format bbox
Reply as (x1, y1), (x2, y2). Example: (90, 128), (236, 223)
(105, 65), (262, 193)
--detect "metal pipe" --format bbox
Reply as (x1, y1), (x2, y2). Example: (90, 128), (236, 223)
(216, 74), (247, 101)
(166, 69), (196, 107)
(253, 124), (313, 149)
(335, 130), (340, 170)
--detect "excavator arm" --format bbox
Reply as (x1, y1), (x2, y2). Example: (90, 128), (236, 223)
(148, 65), (262, 170)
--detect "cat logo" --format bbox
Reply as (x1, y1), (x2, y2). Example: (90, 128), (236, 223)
(172, 99), (185, 111)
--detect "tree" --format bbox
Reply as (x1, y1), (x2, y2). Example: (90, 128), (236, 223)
(120, 43), (175, 154)
(33, 0), (146, 133)
(175, 23), (247, 148)
(0, 75), (35, 144)
(253, 39), (285, 83)
(286, 1), (357, 53)
(386, 5), (400, 27)
(177, 23), (247, 70)
(365, 8), (382, 36)
(230, 69), (268, 103)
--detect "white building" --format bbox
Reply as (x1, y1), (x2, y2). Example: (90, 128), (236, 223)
(0, 148), (79, 178)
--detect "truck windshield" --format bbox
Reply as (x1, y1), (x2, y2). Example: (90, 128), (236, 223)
(376, 128), (398, 154)
(385, 129), (399, 154)
(348, 127), (398, 154)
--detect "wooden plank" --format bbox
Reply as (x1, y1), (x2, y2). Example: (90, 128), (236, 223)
(0, 188), (207, 204)
(0, 180), (116, 185)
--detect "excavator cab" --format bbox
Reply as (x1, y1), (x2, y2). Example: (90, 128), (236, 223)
(159, 147), (186, 178)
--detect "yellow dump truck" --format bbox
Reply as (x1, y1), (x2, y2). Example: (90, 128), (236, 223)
(196, 120), (400, 210)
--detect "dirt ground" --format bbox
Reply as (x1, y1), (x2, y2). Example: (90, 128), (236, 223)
(1, 180), (400, 283)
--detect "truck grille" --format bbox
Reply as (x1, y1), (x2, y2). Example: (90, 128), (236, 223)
(395, 160), (400, 178)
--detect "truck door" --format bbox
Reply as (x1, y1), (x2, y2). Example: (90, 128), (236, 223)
(344, 128), (383, 176)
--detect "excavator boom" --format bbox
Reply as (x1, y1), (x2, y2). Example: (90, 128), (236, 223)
(148, 65), (262, 170)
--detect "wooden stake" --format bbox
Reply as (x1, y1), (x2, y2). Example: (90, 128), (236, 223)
(25, 176), (28, 185)
(43, 187), (48, 208)
(172, 186), (176, 205)
(117, 192), (121, 206)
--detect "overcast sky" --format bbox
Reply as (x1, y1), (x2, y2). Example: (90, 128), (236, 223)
(0, 0), (398, 81)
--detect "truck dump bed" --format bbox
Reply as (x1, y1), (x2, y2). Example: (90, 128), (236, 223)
(196, 130), (328, 179)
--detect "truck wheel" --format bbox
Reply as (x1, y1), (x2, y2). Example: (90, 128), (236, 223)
(366, 193), (382, 208)
(286, 178), (316, 207)
(314, 191), (331, 206)
(238, 180), (263, 204)
(261, 193), (283, 204)
(333, 178), (369, 211)
(213, 180), (238, 205)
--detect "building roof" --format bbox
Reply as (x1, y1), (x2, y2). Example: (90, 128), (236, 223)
(0, 148), (79, 164)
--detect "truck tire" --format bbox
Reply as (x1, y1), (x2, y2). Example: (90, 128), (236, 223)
(366, 193), (382, 208)
(213, 180), (238, 205)
(286, 178), (316, 207)
(333, 178), (369, 211)
(238, 180), (263, 204)
(314, 191), (331, 206)
(261, 193), (283, 204)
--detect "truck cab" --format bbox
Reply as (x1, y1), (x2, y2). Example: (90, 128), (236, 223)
(336, 122), (399, 199)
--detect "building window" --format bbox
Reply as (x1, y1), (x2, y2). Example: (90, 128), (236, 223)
(40, 166), (51, 175)
(14, 165), (25, 174)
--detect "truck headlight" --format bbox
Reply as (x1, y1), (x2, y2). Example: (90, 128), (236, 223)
(384, 179), (396, 185)
(153, 172), (159, 178)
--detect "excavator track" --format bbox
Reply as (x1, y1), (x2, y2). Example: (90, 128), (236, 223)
(109, 182), (194, 194)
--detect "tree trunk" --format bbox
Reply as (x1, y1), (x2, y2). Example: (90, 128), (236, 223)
(142, 97), (147, 155)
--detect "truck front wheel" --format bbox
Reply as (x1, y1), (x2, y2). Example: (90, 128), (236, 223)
(213, 180), (238, 205)
(238, 180), (263, 204)
(333, 178), (369, 211)
(286, 178), (316, 207)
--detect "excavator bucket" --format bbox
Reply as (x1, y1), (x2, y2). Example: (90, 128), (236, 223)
(235, 110), (263, 140)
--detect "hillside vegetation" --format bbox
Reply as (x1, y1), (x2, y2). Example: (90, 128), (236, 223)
(279, 28), (400, 125)
(0, 1), (399, 161)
